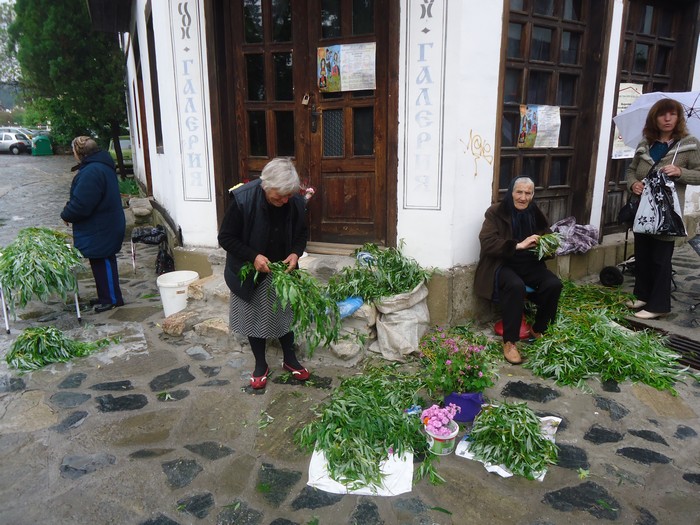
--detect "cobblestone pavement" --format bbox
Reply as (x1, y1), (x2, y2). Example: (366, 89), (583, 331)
(0, 153), (699, 525)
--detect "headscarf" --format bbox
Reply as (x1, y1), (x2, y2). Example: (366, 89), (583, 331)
(503, 177), (536, 242)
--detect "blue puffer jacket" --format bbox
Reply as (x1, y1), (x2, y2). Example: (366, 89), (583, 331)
(60, 150), (126, 258)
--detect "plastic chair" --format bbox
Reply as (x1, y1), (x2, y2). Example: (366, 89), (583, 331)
(493, 285), (535, 340)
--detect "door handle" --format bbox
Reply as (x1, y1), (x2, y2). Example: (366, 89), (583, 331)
(310, 105), (321, 134)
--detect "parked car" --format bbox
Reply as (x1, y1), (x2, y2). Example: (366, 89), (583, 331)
(0, 127), (34, 139)
(0, 132), (32, 155)
(108, 135), (133, 171)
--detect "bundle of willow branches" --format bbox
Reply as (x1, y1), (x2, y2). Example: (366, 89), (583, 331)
(240, 261), (341, 353)
(0, 227), (84, 316)
(6, 326), (112, 371)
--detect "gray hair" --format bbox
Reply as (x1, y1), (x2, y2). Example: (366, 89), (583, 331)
(512, 176), (535, 190)
(260, 158), (300, 194)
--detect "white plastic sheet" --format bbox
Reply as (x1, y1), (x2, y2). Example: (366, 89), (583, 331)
(307, 449), (413, 496)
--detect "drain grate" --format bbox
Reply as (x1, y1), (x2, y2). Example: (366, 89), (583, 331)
(666, 334), (700, 371)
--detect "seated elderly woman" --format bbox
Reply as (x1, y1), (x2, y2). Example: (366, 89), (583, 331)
(473, 177), (562, 364)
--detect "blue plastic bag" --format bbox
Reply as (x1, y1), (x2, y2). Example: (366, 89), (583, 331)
(337, 296), (363, 319)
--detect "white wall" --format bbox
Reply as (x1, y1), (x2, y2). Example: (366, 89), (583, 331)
(397, 0), (504, 269)
(129, 0), (219, 248)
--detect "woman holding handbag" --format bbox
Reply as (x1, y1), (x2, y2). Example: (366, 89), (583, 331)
(625, 98), (700, 319)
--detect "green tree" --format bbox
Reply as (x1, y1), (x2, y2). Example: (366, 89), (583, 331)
(9, 0), (128, 162)
(0, 1), (21, 85)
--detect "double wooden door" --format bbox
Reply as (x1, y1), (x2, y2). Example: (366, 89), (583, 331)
(214, 0), (396, 246)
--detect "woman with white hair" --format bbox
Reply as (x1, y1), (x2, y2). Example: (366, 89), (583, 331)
(218, 158), (310, 389)
(474, 177), (562, 365)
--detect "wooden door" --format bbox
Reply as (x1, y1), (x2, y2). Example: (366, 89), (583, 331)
(224, 0), (394, 246)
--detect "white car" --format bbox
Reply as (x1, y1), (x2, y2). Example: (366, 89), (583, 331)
(0, 132), (32, 155)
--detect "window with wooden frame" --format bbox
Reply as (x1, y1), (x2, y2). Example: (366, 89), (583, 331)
(498, 0), (603, 224)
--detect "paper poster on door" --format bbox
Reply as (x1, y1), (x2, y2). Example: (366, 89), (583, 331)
(517, 105), (560, 148)
(318, 43), (376, 92)
(612, 83), (643, 159)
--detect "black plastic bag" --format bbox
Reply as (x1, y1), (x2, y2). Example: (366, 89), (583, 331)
(132, 224), (167, 245)
(156, 242), (175, 275)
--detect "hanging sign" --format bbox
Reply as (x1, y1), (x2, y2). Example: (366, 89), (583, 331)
(317, 43), (376, 92)
(169, 0), (212, 201)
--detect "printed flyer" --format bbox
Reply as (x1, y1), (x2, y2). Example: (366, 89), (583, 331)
(517, 105), (561, 148)
(318, 43), (376, 92)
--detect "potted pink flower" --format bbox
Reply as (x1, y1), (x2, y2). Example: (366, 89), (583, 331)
(420, 325), (497, 422)
(421, 403), (460, 455)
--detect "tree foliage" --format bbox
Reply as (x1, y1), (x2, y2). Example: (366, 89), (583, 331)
(9, 0), (127, 146)
(0, 1), (21, 85)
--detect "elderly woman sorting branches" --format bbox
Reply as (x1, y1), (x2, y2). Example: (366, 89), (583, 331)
(218, 158), (310, 390)
(474, 177), (563, 364)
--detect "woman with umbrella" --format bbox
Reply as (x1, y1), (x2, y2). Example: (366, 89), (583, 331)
(625, 98), (700, 319)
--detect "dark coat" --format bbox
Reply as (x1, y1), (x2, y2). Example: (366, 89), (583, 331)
(218, 179), (308, 301)
(473, 200), (551, 301)
(60, 150), (125, 259)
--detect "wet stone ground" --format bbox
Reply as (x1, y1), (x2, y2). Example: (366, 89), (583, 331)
(0, 154), (699, 524)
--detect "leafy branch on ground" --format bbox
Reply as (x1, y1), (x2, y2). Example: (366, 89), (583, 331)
(295, 365), (443, 489)
(0, 227), (85, 317)
(526, 281), (686, 393)
(468, 401), (558, 480)
(5, 326), (113, 371)
(240, 261), (341, 353)
(326, 241), (432, 302)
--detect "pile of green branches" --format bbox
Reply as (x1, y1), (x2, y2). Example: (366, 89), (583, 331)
(241, 261), (341, 353)
(0, 227), (84, 316)
(6, 326), (112, 371)
(468, 401), (558, 480)
(326, 242), (432, 302)
(295, 365), (443, 488)
(526, 281), (687, 393)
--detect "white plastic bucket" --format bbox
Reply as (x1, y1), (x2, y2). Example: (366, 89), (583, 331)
(156, 270), (199, 317)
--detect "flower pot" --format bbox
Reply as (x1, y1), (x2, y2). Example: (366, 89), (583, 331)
(424, 420), (459, 455)
(445, 391), (484, 423)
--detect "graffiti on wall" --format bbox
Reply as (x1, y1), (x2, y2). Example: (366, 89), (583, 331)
(461, 130), (493, 178)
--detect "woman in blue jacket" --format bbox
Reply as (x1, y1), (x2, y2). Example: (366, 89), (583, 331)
(61, 136), (125, 312)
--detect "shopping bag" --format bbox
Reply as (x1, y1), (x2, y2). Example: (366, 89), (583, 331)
(633, 168), (687, 237)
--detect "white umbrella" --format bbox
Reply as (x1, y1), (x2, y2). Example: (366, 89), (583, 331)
(612, 91), (700, 148)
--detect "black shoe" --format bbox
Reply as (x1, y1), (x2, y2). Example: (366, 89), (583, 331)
(94, 303), (116, 313)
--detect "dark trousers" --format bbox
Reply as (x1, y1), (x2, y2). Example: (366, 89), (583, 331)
(497, 264), (562, 344)
(632, 233), (674, 313)
(89, 255), (124, 306)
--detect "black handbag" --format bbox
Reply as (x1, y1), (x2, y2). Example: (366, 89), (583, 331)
(617, 195), (639, 226)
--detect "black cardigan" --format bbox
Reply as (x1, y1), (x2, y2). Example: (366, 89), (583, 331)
(218, 179), (308, 301)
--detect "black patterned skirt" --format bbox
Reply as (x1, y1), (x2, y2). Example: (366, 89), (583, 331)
(228, 276), (293, 338)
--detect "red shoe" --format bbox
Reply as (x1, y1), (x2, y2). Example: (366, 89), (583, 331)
(250, 367), (269, 389)
(283, 363), (310, 381)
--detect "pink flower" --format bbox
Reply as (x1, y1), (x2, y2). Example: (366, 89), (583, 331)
(445, 359), (452, 365)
